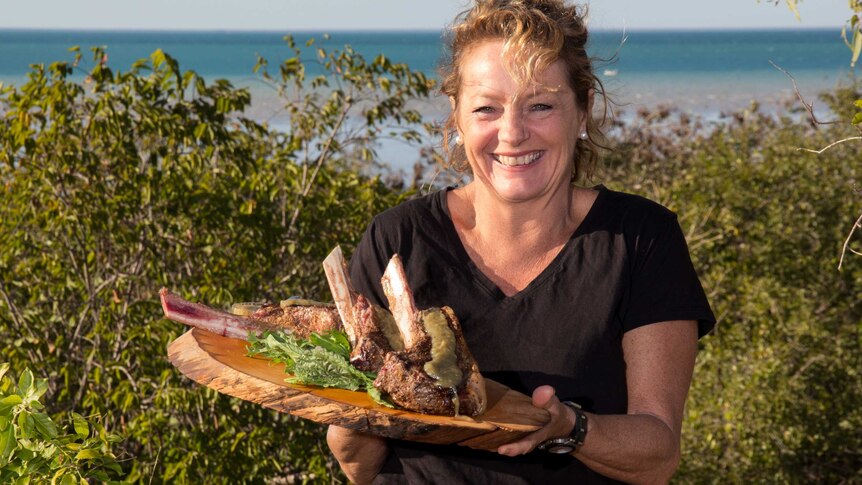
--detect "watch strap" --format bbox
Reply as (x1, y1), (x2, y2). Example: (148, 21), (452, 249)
(537, 401), (589, 454)
(560, 401), (588, 449)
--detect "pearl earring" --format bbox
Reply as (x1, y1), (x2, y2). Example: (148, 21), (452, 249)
(579, 131), (588, 140)
(454, 134), (463, 145)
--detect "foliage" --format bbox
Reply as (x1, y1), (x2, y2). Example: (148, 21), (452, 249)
(842, 0), (862, 67)
(0, 41), (426, 483)
(0, 363), (123, 484)
(247, 331), (393, 407)
(601, 101), (862, 483)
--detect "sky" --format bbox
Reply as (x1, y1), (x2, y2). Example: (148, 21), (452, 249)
(0, 0), (853, 31)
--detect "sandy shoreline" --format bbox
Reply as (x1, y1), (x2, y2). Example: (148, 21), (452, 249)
(1, 69), (848, 174)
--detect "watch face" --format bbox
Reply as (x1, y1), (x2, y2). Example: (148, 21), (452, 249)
(539, 438), (576, 454)
(546, 443), (575, 454)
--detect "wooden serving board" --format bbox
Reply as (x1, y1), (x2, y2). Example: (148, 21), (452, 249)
(167, 329), (550, 450)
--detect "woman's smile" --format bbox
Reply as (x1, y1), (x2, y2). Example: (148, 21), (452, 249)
(492, 150), (544, 167)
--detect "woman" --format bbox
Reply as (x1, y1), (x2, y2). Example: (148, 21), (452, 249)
(328, 0), (715, 483)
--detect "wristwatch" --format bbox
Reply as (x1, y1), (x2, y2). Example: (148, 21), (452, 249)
(537, 401), (588, 454)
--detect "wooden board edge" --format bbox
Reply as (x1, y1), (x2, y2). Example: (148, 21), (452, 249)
(167, 329), (501, 447)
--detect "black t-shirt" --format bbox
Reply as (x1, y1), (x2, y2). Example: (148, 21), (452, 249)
(349, 186), (715, 484)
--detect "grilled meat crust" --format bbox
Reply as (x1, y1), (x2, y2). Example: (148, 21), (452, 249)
(250, 303), (342, 339)
(348, 296), (399, 371)
(373, 306), (485, 416)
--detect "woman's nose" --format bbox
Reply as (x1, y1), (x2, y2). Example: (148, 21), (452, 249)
(498, 110), (529, 145)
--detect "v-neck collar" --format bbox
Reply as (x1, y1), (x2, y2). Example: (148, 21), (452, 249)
(437, 185), (606, 302)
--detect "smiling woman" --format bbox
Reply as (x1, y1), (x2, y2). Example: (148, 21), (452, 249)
(325, 1), (716, 484)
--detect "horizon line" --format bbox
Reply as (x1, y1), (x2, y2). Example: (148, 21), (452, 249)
(0, 25), (846, 34)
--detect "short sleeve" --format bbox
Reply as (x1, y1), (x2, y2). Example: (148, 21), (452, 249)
(622, 212), (715, 338)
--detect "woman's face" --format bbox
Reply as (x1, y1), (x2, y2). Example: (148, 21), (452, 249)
(454, 40), (586, 203)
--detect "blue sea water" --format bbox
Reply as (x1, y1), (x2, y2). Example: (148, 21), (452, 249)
(1, 29), (857, 170)
(1, 29), (856, 110)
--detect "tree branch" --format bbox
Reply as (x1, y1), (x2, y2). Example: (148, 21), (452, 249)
(838, 211), (862, 270)
(769, 60), (837, 127)
(797, 136), (862, 154)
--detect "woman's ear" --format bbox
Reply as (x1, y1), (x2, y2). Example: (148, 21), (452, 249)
(449, 96), (457, 111)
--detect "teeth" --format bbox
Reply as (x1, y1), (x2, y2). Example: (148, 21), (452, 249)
(494, 152), (542, 166)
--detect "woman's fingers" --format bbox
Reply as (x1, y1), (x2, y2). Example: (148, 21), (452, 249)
(532, 385), (558, 410)
(497, 385), (571, 456)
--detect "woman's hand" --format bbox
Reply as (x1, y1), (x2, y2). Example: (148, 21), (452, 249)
(497, 385), (577, 456)
(326, 426), (388, 485)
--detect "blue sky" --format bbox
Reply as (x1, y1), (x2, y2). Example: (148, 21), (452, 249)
(0, 0), (853, 31)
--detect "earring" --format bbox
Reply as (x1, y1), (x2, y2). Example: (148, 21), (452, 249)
(579, 131), (588, 140)
(454, 134), (463, 145)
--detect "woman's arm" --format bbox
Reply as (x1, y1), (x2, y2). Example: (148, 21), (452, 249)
(327, 426), (389, 485)
(498, 320), (699, 484)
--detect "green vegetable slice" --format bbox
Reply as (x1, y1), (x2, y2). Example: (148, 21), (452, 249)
(247, 330), (394, 408)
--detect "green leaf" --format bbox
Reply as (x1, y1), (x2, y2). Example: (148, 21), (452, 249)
(853, 112), (862, 125)
(71, 413), (88, 438)
(151, 48), (166, 69)
(17, 413), (33, 441)
(0, 363), (9, 382)
(0, 395), (23, 414)
(852, 30), (862, 67)
(31, 412), (57, 439)
(308, 331), (351, 359)
(17, 370), (33, 397)
(785, 0), (801, 20)
(74, 448), (101, 460)
(366, 386), (394, 408)
(0, 424), (15, 465)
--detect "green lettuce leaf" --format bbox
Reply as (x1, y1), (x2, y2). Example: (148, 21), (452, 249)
(247, 330), (394, 407)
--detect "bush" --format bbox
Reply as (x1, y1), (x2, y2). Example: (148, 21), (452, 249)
(0, 43), (430, 483)
(601, 101), (862, 483)
(0, 362), (123, 484)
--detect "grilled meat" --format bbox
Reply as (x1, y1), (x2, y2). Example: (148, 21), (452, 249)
(162, 247), (487, 417)
(374, 254), (487, 416)
(159, 288), (341, 339)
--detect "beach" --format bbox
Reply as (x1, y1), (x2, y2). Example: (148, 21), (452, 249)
(1, 28), (856, 173)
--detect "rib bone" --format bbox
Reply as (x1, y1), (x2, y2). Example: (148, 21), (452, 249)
(322, 246), (403, 371)
(160, 288), (341, 340)
(322, 246), (359, 346)
(381, 254), (424, 350)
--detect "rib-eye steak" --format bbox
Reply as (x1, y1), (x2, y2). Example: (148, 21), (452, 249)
(161, 246), (487, 417)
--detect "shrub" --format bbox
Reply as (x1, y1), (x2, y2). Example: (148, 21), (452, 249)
(601, 102), (862, 483)
(0, 362), (124, 484)
(0, 43), (430, 483)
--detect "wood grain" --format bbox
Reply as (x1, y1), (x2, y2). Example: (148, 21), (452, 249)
(167, 328), (550, 450)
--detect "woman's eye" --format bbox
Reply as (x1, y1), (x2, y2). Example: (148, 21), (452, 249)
(530, 104), (552, 112)
(472, 106), (495, 114)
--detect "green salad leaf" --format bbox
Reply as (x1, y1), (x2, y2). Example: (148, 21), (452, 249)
(247, 330), (394, 408)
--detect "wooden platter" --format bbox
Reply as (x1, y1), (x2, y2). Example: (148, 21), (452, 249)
(167, 328), (550, 450)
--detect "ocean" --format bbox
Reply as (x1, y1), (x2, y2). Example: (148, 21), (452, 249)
(1, 29), (857, 170)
